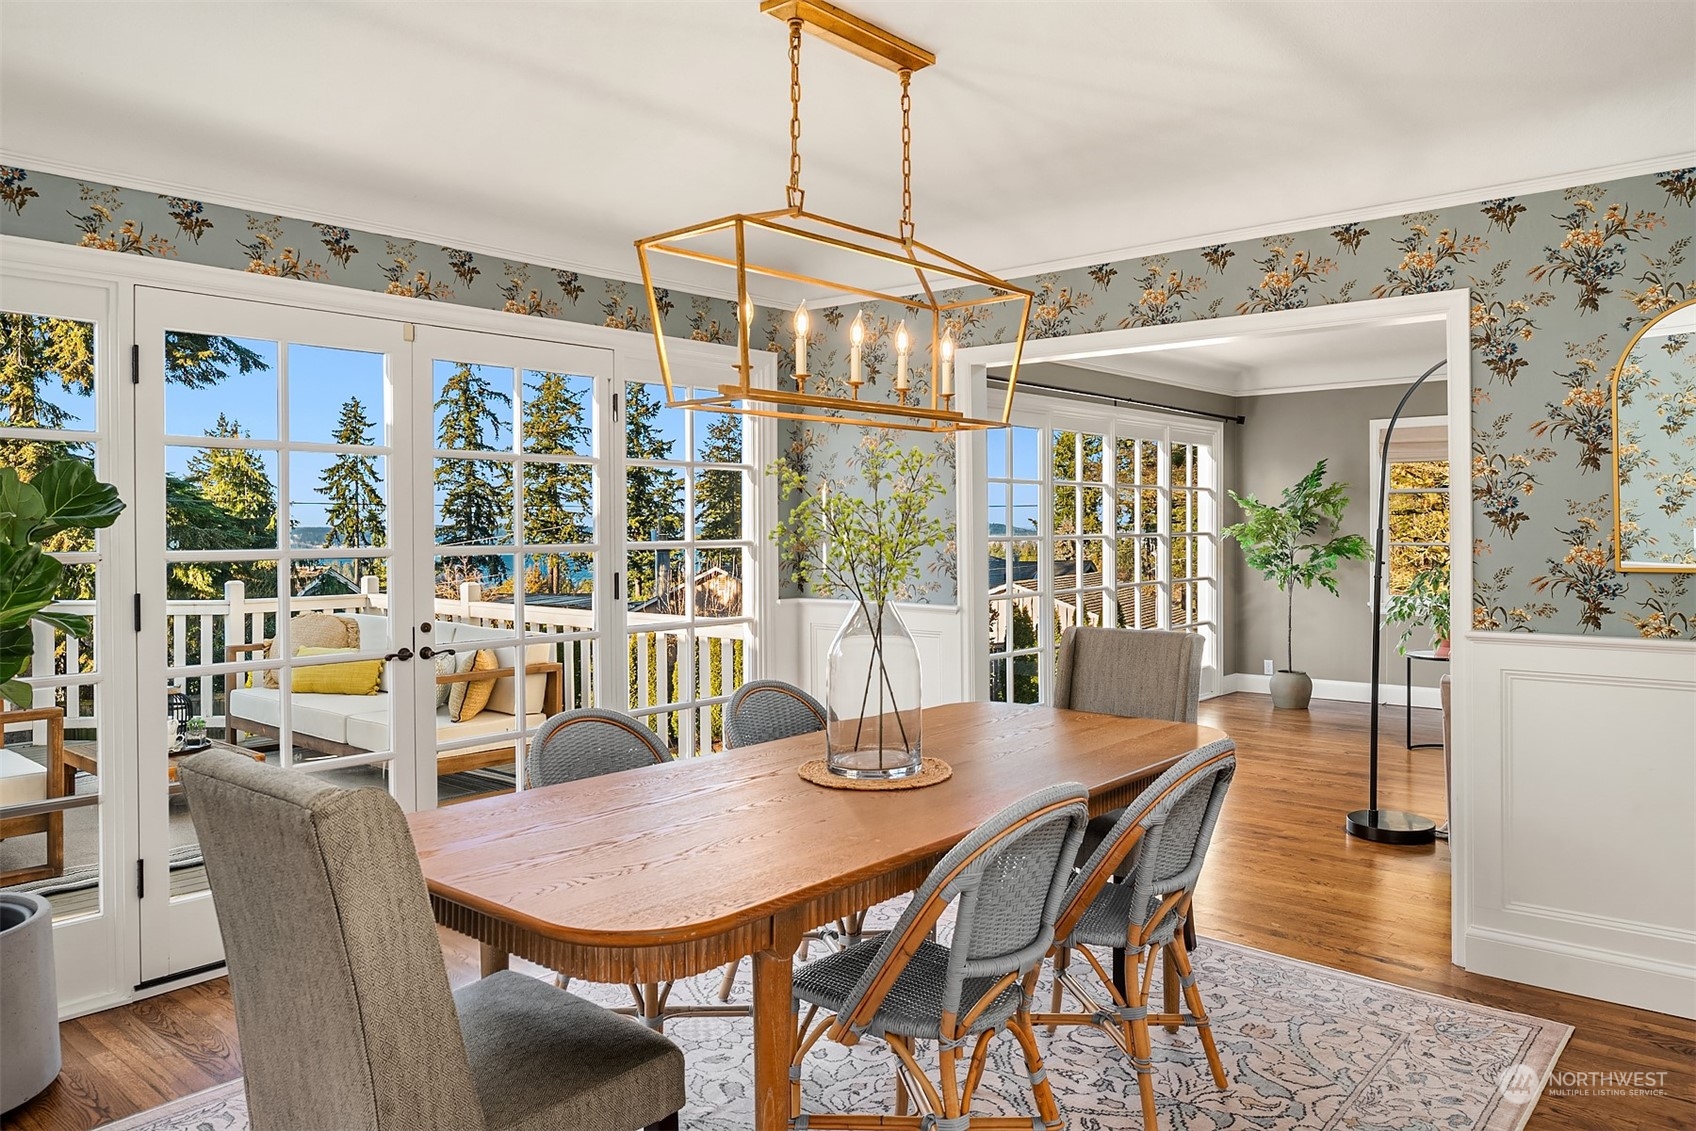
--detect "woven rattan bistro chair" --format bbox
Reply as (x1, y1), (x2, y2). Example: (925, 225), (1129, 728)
(526, 707), (749, 1030)
(178, 748), (685, 1131)
(788, 783), (1090, 1130)
(724, 679), (828, 747)
(1032, 740), (1237, 1131)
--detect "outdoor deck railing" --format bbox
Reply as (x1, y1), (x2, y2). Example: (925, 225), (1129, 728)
(24, 576), (750, 755)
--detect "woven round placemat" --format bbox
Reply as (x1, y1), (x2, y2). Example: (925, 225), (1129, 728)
(797, 757), (952, 790)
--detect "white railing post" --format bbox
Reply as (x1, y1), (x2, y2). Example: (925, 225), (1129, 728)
(459, 580), (482, 626)
(29, 620), (53, 743)
(361, 574), (382, 609)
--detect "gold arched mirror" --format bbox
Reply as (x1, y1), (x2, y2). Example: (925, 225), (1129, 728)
(1613, 296), (1696, 572)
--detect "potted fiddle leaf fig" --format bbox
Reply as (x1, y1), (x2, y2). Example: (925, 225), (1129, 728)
(1, 457), (126, 709)
(1383, 563), (1452, 657)
(1223, 459), (1371, 709)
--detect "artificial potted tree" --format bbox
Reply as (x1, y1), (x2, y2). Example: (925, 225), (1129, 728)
(1383, 562), (1452, 658)
(1223, 459), (1371, 709)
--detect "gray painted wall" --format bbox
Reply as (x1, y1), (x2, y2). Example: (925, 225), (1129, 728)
(1229, 380), (1449, 689)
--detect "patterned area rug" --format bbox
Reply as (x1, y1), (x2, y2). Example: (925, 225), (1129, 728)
(96, 937), (1569, 1131)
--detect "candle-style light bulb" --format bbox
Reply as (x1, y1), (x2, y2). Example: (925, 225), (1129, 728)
(939, 333), (955, 398)
(741, 296), (754, 329)
(895, 320), (911, 392)
(793, 301), (810, 379)
(848, 312), (865, 392)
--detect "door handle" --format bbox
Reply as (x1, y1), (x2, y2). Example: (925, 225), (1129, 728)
(384, 647), (414, 662)
(419, 646), (456, 661)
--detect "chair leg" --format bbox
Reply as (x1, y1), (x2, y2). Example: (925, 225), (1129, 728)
(644, 1115), (679, 1131)
(1169, 933), (1227, 1090)
(717, 958), (740, 1002)
(1123, 949), (1160, 1131)
(1008, 1013), (1064, 1131)
(1048, 946), (1069, 1033)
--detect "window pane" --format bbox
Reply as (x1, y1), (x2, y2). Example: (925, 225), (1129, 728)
(1081, 433), (1105, 482)
(290, 345), (385, 447)
(523, 459), (594, 545)
(166, 333), (277, 440)
(434, 458), (514, 550)
(1010, 427), (1039, 480)
(1390, 459), (1449, 491)
(692, 549), (743, 617)
(290, 451), (387, 552)
(2, 313), (98, 457)
(1080, 487), (1104, 535)
(694, 469), (743, 540)
(626, 381), (683, 461)
(693, 407), (741, 463)
(521, 371), (594, 458)
(167, 444), (280, 553)
(432, 361), (513, 451)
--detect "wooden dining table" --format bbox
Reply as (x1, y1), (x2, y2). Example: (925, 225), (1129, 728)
(408, 700), (1229, 1131)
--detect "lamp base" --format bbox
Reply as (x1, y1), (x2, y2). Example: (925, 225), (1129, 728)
(1345, 809), (1437, 845)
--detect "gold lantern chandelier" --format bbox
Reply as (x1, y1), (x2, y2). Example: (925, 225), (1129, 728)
(634, 0), (1032, 433)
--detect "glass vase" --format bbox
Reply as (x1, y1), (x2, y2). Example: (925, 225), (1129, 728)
(825, 599), (923, 779)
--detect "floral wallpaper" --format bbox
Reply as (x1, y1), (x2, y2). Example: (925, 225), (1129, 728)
(2, 163), (1692, 637)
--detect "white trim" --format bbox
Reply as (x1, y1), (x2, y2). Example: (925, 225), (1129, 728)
(958, 287), (1476, 968)
(1463, 926), (1694, 1021)
(1055, 356), (1450, 398)
(1367, 412), (1452, 606)
(810, 153), (1696, 305)
(1223, 673), (1443, 711)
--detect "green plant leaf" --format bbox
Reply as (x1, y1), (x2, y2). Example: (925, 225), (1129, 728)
(1, 677), (32, 711)
(0, 541), (62, 632)
(0, 467), (46, 548)
(31, 457), (126, 541)
(30, 607), (91, 638)
(0, 623), (33, 688)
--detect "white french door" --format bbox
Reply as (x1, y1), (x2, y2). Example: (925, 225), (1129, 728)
(984, 400), (1223, 705)
(133, 288), (428, 980)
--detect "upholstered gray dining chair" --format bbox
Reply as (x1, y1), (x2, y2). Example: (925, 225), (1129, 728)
(788, 783), (1090, 1129)
(177, 748), (685, 1131)
(526, 707), (748, 1029)
(1053, 625), (1204, 721)
(724, 679), (828, 748)
(1033, 740), (1237, 1131)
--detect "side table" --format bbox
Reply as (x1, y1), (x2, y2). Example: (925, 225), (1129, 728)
(1405, 649), (1450, 749)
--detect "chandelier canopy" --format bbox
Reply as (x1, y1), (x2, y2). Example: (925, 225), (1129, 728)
(635, 0), (1031, 433)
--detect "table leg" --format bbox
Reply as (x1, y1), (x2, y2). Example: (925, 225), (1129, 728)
(479, 943), (509, 978)
(752, 934), (800, 1131)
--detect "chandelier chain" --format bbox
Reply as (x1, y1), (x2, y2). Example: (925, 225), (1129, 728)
(787, 18), (805, 211)
(899, 68), (913, 241)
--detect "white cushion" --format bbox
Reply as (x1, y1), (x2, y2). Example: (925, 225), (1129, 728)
(0, 747), (47, 806)
(346, 614), (394, 691)
(487, 642), (551, 715)
(343, 705), (545, 761)
(226, 688), (389, 746)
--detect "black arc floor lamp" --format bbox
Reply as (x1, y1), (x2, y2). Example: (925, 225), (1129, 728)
(1346, 357), (1446, 845)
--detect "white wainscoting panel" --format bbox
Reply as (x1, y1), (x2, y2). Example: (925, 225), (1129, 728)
(1463, 631), (1696, 1018)
(769, 598), (968, 707)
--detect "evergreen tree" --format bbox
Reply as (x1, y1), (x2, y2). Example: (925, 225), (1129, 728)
(622, 382), (683, 600)
(186, 415), (277, 527)
(522, 372), (592, 593)
(2, 313), (94, 478)
(164, 331), (269, 388)
(318, 396), (387, 582)
(176, 416), (279, 601)
(434, 363), (513, 581)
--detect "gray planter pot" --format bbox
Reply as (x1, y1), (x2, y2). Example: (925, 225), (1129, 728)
(1, 892), (61, 1112)
(1269, 670), (1313, 710)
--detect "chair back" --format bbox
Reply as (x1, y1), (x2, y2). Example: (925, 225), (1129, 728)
(835, 783), (1089, 1037)
(1057, 739), (1236, 944)
(724, 679), (827, 748)
(526, 706), (672, 788)
(1052, 626), (1204, 722)
(177, 749), (484, 1131)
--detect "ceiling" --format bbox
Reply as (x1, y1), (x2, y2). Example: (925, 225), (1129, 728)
(3, 1), (1693, 305)
(1040, 317), (1449, 397)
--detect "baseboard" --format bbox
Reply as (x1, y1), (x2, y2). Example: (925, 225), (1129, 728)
(1465, 926), (1696, 1020)
(1224, 673), (1443, 710)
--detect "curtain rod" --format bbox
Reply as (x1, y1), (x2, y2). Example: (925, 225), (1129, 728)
(987, 377), (1246, 425)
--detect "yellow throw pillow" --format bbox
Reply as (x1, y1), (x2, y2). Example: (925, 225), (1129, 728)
(448, 649), (500, 722)
(290, 646), (383, 696)
(264, 614), (358, 688)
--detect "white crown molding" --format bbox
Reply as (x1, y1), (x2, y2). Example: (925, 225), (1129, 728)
(978, 152), (1696, 286)
(0, 148), (796, 309)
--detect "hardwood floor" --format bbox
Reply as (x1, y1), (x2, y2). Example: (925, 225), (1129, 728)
(6, 694), (1692, 1130)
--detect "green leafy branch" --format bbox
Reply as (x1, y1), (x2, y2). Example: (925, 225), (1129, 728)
(1, 459), (126, 708)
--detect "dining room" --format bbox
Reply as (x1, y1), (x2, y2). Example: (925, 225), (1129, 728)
(3, 2), (1695, 1130)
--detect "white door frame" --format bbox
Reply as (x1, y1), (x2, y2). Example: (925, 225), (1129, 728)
(0, 235), (776, 1014)
(956, 289), (1474, 966)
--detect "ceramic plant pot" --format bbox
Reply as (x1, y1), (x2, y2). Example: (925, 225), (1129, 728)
(1269, 669), (1313, 710)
